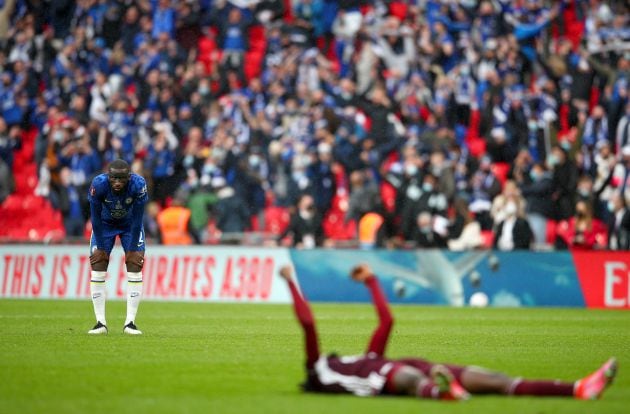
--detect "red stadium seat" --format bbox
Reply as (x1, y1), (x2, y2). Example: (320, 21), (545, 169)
(545, 220), (558, 245)
(323, 210), (356, 241)
(480, 230), (494, 249)
(248, 25), (266, 53)
(491, 162), (510, 187)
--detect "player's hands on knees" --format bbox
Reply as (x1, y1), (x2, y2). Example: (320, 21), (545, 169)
(350, 264), (373, 283)
(90, 249), (109, 266)
(125, 251), (144, 268)
(279, 265), (294, 282)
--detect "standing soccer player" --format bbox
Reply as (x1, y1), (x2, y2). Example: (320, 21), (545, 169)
(87, 159), (148, 335)
(279, 264), (617, 400)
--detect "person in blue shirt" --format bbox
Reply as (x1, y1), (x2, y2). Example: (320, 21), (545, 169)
(87, 159), (148, 335)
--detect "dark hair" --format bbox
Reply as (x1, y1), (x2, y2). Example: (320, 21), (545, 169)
(109, 159), (130, 171)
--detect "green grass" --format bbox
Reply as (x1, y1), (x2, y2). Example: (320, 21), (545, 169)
(0, 300), (629, 414)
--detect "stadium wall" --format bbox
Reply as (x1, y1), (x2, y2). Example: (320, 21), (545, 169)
(0, 246), (628, 309)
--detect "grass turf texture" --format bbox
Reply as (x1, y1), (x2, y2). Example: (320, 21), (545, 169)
(0, 300), (628, 414)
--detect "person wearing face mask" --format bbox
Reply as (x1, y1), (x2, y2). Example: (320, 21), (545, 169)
(493, 196), (533, 251)
(400, 173), (448, 242)
(411, 211), (448, 249)
(278, 194), (324, 249)
(555, 200), (607, 250)
(606, 192), (630, 250)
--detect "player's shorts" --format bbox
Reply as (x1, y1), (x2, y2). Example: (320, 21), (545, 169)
(90, 225), (145, 255)
(395, 358), (467, 383)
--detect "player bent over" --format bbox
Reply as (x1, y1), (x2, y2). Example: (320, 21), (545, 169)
(279, 264), (617, 400)
(87, 159), (148, 335)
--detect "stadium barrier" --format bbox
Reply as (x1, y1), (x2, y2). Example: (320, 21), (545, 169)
(0, 246), (628, 309)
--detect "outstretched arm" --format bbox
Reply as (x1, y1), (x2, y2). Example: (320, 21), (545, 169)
(279, 265), (320, 369)
(351, 264), (393, 356)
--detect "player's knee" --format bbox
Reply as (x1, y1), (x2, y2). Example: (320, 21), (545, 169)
(392, 366), (425, 395)
(91, 260), (109, 272)
(90, 250), (109, 271)
(125, 251), (144, 272)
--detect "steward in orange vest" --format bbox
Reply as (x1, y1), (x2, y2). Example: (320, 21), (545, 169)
(157, 199), (193, 245)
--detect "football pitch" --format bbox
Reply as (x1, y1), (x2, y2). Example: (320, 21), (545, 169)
(1, 300), (628, 414)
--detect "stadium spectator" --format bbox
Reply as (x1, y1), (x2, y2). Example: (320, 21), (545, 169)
(611, 146), (630, 206)
(410, 211), (448, 249)
(210, 2), (253, 86)
(157, 196), (193, 245)
(616, 102), (630, 153)
(143, 201), (161, 243)
(278, 193), (324, 248)
(345, 169), (381, 223)
(468, 156), (501, 230)
(607, 191), (630, 250)
(187, 183), (218, 245)
(400, 173), (448, 242)
(520, 163), (554, 247)
(0, 117), (20, 169)
(490, 180), (523, 228)
(447, 197), (482, 251)
(280, 263), (617, 400)
(212, 176), (251, 238)
(593, 140), (618, 218)
(2, 0), (629, 251)
(145, 122), (177, 205)
(549, 145), (579, 221)
(493, 194), (533, 251)
(51, 166), (87, 238)
(555, 199), (607, 250)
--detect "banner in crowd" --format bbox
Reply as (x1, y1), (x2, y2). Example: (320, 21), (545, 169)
(0, 246), (627, 309)
(0, 245), (292, 303)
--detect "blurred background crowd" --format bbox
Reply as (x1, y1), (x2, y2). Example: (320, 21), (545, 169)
(0, 0), (629, 251)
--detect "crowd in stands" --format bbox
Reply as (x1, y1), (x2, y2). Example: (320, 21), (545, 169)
(0, 0), (629, 251)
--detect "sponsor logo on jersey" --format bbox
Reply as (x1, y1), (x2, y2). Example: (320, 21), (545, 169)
(111, 209), (128, 219)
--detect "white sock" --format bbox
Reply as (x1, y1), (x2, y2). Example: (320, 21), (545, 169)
(90, 271), (107, 325)
(125, 272), (143, 325)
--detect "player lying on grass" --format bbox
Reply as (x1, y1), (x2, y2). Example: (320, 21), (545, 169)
(279, 264), (617, 401)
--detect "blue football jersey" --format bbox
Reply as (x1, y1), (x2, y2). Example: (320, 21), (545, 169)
(88, 173), (148, 226)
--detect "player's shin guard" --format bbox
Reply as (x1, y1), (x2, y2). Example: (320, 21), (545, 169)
(125, 272), (143, 325)
(90, 271), (107, 325)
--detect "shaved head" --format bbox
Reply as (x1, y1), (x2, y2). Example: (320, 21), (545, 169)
(109, 159), (130, 172)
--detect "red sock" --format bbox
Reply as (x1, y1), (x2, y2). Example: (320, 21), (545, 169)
(511, 380), (574, 397)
